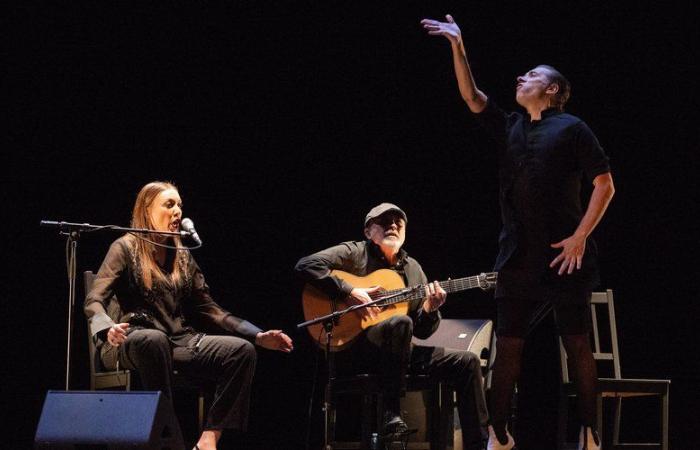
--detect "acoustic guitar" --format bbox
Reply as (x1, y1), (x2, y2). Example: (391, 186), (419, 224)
(302, 269), (497, 351)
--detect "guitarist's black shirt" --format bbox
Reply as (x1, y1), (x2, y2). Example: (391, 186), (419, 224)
(295, 239), (440, 339)
(474, 99), (611, 299)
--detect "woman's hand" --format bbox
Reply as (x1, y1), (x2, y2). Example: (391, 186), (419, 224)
(107, 323), (130, 347)
(256, 330), (294, 353)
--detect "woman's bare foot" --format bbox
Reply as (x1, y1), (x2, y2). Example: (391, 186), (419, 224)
(195, 429), (221, 450)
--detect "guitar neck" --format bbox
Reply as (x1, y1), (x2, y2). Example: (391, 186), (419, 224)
(377, 274), (490, 305)
(440, 276), (487, 294)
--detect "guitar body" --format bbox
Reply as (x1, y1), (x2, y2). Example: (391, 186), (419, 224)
(301, 268), (497, 351)
(302, 269), (409, 351)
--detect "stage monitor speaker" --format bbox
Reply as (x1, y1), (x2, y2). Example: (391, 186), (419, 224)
(34, 390), (184, 450)
(412, 318), (493, 367)
(406, 319), (493, 446)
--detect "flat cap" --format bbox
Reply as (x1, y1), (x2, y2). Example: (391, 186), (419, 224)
(364, 203), (407, 227)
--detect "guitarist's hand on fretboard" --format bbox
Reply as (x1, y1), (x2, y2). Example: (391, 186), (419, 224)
(422, 281), (447, 313)
(349, 286), (382, 320)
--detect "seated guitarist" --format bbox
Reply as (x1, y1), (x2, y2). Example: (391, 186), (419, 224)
(295, 203), (489, 450)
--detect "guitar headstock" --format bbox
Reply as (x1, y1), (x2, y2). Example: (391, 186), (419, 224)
(477, 272), (498, 290)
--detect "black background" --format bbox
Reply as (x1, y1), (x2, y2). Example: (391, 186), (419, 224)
(6, 1), (698, 448)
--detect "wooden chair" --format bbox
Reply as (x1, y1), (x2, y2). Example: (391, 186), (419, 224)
(328, 319), (494, 449)
(557, 290), (670, 450)
(83, 270), (206, 431)
(84, 271), (132, 391)
(328, 374), (455, 450)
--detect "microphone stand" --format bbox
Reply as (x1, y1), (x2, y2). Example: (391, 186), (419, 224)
(296, 286), (420, 450)
(40, 220), (195, 391)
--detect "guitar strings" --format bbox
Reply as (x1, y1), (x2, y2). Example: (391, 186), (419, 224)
(369, 275), (488, 305)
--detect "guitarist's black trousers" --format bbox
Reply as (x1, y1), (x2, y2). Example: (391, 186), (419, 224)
(335, 315), (489, 448)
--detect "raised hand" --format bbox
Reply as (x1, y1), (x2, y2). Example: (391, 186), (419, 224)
(421, 14), (462, 45)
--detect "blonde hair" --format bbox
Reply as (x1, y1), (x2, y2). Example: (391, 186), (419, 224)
(131, 181), (185, 290)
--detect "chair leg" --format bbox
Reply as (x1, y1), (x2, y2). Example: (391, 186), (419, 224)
(439, 383), (454, 450)
(198, 391), (205, 432)
(557, 391), (568, 450)
(612, 396), (621, 446)
(596, 394), (603, 446)
(427, 387), (440, 450)
(363, 392), (377, 450)
(661, 391), (669, 450)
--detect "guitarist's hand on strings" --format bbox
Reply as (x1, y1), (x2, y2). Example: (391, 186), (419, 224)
(422, 281), (447, 313)
(349, 286), (382, 320)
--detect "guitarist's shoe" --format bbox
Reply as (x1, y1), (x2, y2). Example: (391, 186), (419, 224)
(578, 426), (601, 450)
(380, 411), (417, 448)
(487, 425), (515, 450)
(381, 412), (409, 435)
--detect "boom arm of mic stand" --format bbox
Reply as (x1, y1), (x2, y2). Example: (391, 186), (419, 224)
(40, 220), (187, 237)
(295, 286), (420, 330)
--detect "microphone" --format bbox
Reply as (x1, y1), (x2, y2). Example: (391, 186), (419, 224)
(40, 220), (62, 228)
(180, 218), (202, 245)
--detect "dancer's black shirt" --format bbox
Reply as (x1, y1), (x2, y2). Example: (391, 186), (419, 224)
(474, 100), (611, 298)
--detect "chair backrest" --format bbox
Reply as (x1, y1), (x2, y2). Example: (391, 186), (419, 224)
(84, 271), (125, 376)
(84, 271), (99, 380)
(559, 289), (622, 383)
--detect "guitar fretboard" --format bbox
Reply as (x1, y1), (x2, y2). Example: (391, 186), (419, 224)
(370, 273), (496, 306)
